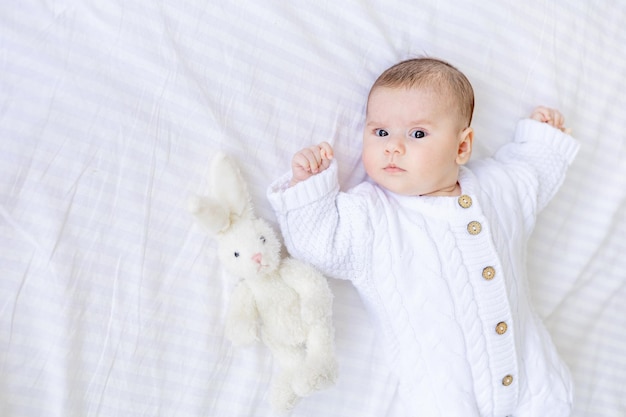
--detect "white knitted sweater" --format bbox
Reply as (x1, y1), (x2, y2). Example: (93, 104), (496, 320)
(268, 119), (579, 417)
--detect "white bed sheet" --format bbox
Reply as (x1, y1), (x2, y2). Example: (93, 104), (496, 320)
(1, 1), (625, 416)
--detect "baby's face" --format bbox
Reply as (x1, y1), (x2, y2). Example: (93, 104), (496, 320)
(362, 86), (471, 196)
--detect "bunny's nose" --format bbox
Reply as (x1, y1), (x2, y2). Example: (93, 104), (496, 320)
(251, 253), (262, 264)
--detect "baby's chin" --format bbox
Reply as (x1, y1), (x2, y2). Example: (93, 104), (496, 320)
(419, 183), (462, 197)
(376, 181), (461, 197)
(374, 182), (426, 196)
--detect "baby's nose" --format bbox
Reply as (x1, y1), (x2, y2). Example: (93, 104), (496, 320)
(384, 134), (406, 154)
(251, 253), (262, 264)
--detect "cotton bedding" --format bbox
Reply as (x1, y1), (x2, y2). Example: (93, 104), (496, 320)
(1, 1), (625, 416)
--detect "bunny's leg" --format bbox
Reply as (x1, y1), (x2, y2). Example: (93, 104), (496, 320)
(293, 322), (338, 395)
(267, 342), (305, 411)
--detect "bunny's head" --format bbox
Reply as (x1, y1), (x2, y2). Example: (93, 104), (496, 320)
(216, 216), (282, 280)
(189, 152), (282, 280)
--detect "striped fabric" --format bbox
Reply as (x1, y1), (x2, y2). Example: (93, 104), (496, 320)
(1, 1), (624, 416)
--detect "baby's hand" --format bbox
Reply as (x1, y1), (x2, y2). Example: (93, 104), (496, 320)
(530, 106), (572, 134)
(289, 142), (334, 187)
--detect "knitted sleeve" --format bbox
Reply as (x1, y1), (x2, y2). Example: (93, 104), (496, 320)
(494, 119), (580, 214)
(267, 161), (372, 283)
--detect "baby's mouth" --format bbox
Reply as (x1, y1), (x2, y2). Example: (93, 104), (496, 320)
(384, 164), (405, 173)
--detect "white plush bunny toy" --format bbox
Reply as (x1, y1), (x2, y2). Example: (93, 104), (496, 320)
(189, 152), (338, 412)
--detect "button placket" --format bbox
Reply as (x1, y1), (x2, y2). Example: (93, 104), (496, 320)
(460, 195), (482, 236)
(456, 192), (517, 404)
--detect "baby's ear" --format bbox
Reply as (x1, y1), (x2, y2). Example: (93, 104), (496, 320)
(456, 127), (473, 165)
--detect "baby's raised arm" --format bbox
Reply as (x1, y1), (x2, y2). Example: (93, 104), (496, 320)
(289, 142), (334, 187)
(530, 106), (571, 134)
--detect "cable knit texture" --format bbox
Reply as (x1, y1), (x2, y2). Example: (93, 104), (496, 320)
(267, 119), (579, 417)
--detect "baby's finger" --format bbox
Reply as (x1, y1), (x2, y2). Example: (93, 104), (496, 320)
(319, 155), (332, 170)
(544, 109), (556, 125)
(296, 147), (320, 166)
(292, 152), (312, 173)
(319, 142), (334, 160)
(531, 106), (550, 123)
(302, 147), (324, 173)
(553, 110), (565, 128)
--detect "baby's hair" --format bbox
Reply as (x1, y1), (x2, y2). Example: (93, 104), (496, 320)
(370, 57), (475, 128)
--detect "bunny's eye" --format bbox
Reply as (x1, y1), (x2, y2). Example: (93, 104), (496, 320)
(260, 236), (266, 244)
(233, 252), (240, 258)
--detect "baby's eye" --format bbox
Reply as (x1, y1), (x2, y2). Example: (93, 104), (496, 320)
(260, 236), (266, 244)
(410, 130), (426, 139)
(375, 129), (389, 137)
(234, 252), (240, 258)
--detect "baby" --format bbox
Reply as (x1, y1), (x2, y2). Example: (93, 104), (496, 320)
(268, 58), (578, 416)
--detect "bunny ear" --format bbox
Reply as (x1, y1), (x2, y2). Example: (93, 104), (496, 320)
(188, 152), (255, 234)
(188, 195), (232, 234)
(209, 152), (253, 220)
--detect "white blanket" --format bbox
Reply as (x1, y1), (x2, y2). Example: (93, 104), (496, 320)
(1, 1), (625, 416)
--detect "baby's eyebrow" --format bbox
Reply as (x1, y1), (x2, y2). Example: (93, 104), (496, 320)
(364, 119), (434, 127)
(365, 120), (383, 127)
(409, 119), (433, 126)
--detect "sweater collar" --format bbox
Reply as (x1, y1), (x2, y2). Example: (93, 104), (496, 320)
(381, 166), (480, 218)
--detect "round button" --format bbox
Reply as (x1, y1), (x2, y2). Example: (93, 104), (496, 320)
(496, 322), (508, 335)
(502, 375), (514, 386)
(458, 195), (472, 209)
(467, 221), (482, 235)
(482, 266), (496, 280)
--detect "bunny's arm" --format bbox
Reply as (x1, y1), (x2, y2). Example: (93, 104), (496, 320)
(225, 281), (260, 346)
(280, 258), (333, 324)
